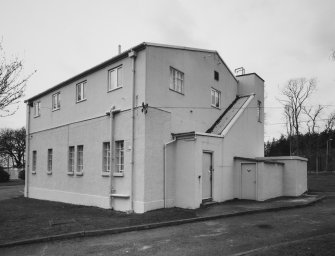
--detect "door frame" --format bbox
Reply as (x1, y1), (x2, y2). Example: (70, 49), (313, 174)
(240, 162), (258, 200)
(202, 150), (214, 202)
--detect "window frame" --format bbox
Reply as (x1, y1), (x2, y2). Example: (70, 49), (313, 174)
(76, 81), (87, 103)
(76, 145), (84, 175)
(32, 150), (37, 174)
(211, 88), (221, 109)
(169, 67), (184, 94)
(47, 148), (53, 174)
(108, 65), (123, 92)
(34, 101), (41, 117)
(102, 142), (111, 174)
(52, 92), (61, 111)
(68, 146), (75, 175)
(115, 140), (124, 173)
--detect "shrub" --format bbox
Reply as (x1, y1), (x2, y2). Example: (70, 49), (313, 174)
(0, 166), (10, 182)
(18, 169), (25, 180)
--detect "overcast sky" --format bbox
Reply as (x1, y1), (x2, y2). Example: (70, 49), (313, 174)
(1, 0), (334, 140)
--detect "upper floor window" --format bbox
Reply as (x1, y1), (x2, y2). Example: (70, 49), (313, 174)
(211, 88), (221, 108)
(52, 92), (60, 111)
(108, 66), (123, 91)
(47, 149), (53, 174)
(34, 102), (40, 117)
(214, 71), (219, 81)
(170, 67), (184, 94)
(76, 81), (86, 102)
(257, 100), (262, 123)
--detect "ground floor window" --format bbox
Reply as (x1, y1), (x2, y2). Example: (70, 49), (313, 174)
(103, 142), (111, 173)
(32, 151), (37, 173)
(47, 149), (53, 174)
(77, 145), (84, 173)
(115, 141), (124, 173)
(68, 146), (75, 173)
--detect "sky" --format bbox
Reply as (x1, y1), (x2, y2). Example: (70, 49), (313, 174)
(0, 0), (334, 141)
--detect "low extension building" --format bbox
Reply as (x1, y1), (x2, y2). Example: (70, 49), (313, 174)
(24, 42), (307, 213)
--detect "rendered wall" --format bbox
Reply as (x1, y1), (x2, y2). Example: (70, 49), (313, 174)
(145, 46), (238, 134)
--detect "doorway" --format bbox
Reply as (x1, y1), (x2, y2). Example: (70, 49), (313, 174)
(241, 163), (257, 200)
(202, 152), (213, 201)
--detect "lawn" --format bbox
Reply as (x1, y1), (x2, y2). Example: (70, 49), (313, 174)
(308, 172), (335, 192)
(0, 197), (196, 245)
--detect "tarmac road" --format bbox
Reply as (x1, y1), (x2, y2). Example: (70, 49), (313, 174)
(1, 198), (335, 256)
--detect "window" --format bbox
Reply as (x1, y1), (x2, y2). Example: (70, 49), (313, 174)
(34, 102), (40, 117)
(68, 146), (75, 173)
(108, 66), (123, 91)
(211, 88), (221, 108)
(77, 145), (84, 173)
(52, 92), (60, 110)
(257, 100), (262, 122)
(170, 67), (184, 94)
(76, 81), (86, 102)
(214, 71), (219, 81)
(32, 151), (37, 173)
(47, 149), (53, 174)
(115, 141), (124, 173)
(103, 142), (111, 173)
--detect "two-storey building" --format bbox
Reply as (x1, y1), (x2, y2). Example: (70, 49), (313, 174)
(25, 43), (307, 213)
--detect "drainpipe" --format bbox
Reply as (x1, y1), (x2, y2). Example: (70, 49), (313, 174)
(107, 106), (121, 209)
(163, 138), (176, 208)
(129, 50), (137, 212)
(25, 102), (31, 197)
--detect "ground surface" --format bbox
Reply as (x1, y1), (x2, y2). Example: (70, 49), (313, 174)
(308, 172), (335, 192)
(1, 197), (335, 256)
(0, 182), (23, 201)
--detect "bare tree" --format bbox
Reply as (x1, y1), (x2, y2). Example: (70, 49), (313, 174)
(280, 78), (316, 136)
(0, 41), (35, 116)
(325, 111), (335, 132)
(303, 104), (324, 134)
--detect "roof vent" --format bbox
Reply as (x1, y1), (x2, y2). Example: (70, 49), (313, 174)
(234, 67), (245, 76)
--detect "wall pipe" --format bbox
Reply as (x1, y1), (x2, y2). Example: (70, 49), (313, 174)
(24, 103), (31, 197)
(129, 50), (137, 212)
(163, 139), (176, 208)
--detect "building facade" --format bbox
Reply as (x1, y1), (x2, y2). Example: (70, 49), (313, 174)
(25, 43), (307, 213)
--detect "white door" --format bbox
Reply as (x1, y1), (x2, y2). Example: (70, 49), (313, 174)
(241, 163), (257, 200)
(202, 152), (213, 201)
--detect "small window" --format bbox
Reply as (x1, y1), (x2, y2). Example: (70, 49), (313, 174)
(47, 149), (53, 174)
(32, 151), (37, 173)
(68, 146), (75, 173)
(257, 100), (262, 122)
(115, 141), (124, 173)
(34, 102), (41, 117)
(214, 71), (219, 81)
(170, 67), (184, 94)
(52, 92), (60, 110)
(211, 88), (221, 108)
(77, 145), (84, 173)
(108, 66), (123, 91)
(103, 142), (111, 173)
(76, 81), (86, 102)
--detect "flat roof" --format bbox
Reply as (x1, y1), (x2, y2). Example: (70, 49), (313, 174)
(236, 72), (265, 82)
(26, 42), (240, 103)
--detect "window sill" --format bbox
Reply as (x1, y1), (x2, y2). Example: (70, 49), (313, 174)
(110, 193), (130, 198)
(75, 172), (83, 176)
(113, 172), (124, 177)
(101, 172), (110, 177)
(107, 86), (122, 93)
(52, 108), (60, 112)
(169, 88), (184, 95)
(47, 171), (52, 175)
(67, 172), (74, 176)
(76, 99), (87, 104)
(211, 105), (221, 110)
(33, 115), (40, 118)
(32, 171), (36, 175)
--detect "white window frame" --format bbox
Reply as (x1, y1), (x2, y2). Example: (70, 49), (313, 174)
(211, 88), (221, 108)
(76, 81), (86, 102)
(102, 142), (111, 174)
(76, 145), (84, 175)
(108, 66), (123, 91)
(115, 141), (124, 173)
(68, 146), (75, 175)
(52, 92), (60, 111)
(32, 150), (37, 174)
(170, 67), (184, 94)
(257, 100), (262, 123)
(47, 149), (52, 174)
(34, 102), (41, 117)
